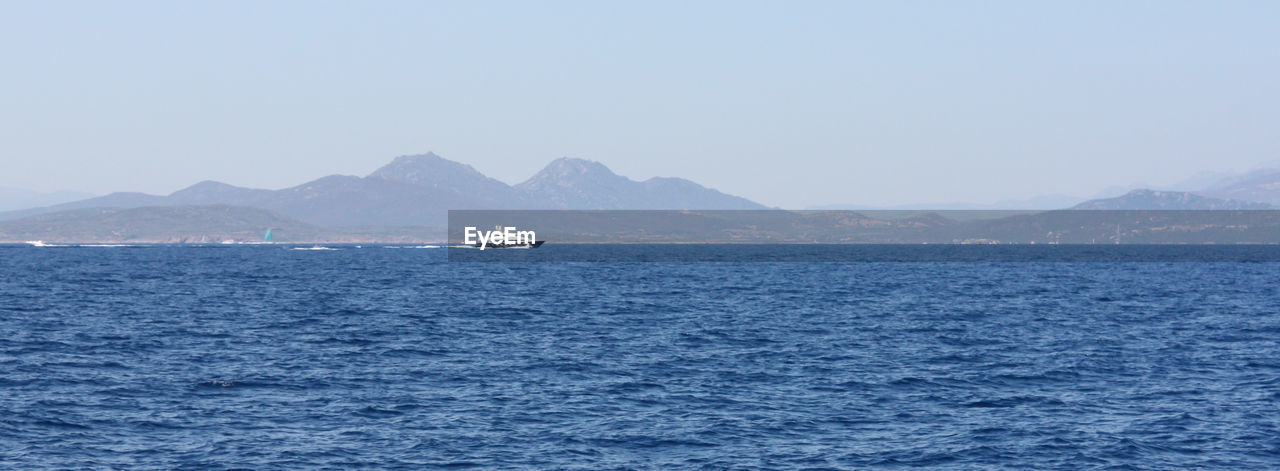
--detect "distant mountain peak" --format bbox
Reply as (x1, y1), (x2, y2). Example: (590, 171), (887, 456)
(385, 151), (445, 166)
(549, 157), (608, 168)
(517, 158), (765, 210)
(532, 157), (623, 180)
(372, 152), (465, 175)
(516, 158), (633, 206)
(183, 180), (230, 188)
(367, 152), (493, 187)
(170, 180), (249, 196)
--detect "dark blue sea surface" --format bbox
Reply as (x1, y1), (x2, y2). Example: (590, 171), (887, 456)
(2, 245), (1279, 469)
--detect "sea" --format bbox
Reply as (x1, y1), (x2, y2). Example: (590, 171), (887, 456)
(2, 244), (1279, 470)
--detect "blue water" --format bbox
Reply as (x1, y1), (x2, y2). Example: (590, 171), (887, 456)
(2, 245), (1279, 469)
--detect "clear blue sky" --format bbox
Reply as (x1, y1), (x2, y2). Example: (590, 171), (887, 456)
(2, 1), (1277, 208)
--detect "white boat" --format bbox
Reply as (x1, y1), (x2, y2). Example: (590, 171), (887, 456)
(25, 240), (47, 247)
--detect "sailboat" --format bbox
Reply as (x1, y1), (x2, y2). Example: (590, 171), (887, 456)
(264, 229), (274, 243)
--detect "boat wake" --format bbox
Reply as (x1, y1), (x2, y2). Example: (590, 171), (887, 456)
(25, 241), (70, 247)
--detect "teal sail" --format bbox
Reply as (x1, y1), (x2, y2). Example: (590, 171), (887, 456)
(264, 229), (273, 242)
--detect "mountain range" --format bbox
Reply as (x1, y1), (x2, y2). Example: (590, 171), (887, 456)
(0, 153), (765, 227)
(1071, 189), (1273, 210)
(5, 152), (1280, 243)
(811, 162), (1280, 211)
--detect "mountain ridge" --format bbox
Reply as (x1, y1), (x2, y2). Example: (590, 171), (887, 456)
(0, 153), (767, 225)
(516, 157), (765, 210)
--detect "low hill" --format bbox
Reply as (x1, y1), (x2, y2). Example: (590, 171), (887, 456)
(0, 205), (320, 243)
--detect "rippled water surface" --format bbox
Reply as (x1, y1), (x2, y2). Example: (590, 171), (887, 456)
(2, 245), (1279, 469)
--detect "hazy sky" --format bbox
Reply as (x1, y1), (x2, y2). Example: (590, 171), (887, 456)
(2, 1), (1277, 208)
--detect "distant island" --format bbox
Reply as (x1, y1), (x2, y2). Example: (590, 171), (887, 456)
(3, 153), (1280, 244)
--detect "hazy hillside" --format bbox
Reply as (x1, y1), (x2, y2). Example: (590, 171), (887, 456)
(0, 191), (166, 220)
(0, 206), (319, 243)
(0, 187), (97, 212)
(1072, 189), (1272, 210)
(1200, 169), (1280, 206)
